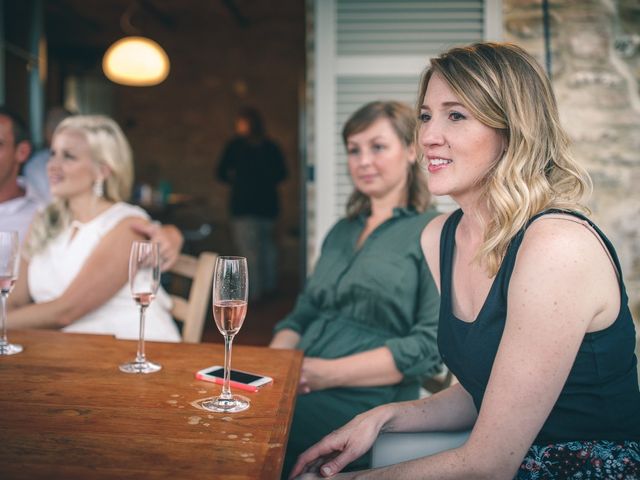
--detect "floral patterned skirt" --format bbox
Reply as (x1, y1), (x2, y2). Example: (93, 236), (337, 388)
(516, 440), (640, 479)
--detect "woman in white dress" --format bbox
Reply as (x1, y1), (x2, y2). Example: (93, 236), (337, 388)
(8, 115), (181, 342)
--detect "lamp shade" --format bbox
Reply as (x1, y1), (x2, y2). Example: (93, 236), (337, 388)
(102, 36), (170, 87)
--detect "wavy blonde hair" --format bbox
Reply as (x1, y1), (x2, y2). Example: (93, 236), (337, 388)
(417, 42), (592, 276)
(342, 101), (431, 218)
(26, 115), (134, 256)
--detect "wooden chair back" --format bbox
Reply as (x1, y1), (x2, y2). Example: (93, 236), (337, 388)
(168, 252), (217, 343)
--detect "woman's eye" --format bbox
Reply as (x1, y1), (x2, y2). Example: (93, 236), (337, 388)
(372, 144), (385, 152)
(449, 111), (466, 121)
(347, 147), (359, 156)
(418, 112), (431, 122)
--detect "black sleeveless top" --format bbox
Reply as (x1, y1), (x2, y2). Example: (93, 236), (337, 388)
(437, 209), (640, 443)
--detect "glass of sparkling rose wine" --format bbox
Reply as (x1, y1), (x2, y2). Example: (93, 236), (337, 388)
(119, 241), (161, 374)
(0, 231), (22, 355)
(201, 256), (249, 413)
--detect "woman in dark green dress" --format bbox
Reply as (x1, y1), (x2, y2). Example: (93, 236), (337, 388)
(270, 101), (442, 477)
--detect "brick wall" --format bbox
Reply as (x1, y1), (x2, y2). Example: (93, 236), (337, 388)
(108, 1), (305, 285)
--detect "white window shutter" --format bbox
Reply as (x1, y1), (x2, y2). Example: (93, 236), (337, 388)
(308, 0), (501, 266)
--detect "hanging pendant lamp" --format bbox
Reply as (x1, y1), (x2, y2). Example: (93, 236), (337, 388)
(102, 36), (170, 87)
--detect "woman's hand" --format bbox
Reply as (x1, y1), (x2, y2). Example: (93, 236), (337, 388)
(289, 407), (389, 479)
(269, 329), (301, 349)
(298, 357), (335, 394)
(130, 221), (183, 271)
(293, 473), (357, 480)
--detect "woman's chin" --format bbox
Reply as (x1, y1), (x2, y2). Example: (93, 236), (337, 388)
(49, 188), (62, 199)
(427, 187), (449, 198)
(49, 187), (67, 199)
(426, 179), (451, 198)
(48, 188), (87, 202)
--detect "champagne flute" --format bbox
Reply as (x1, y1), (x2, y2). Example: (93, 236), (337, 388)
(0, 231), (22, 356)
(119, 241), (162, 374)
(201, 256), (249, 413)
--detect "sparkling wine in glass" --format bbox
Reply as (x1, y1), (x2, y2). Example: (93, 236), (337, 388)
(119, 241), (161, 374)
(201, 256), (249, 413)
(0, 231), (22, 355)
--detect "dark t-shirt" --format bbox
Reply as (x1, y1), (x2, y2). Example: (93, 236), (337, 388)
(438, 209), (640, 443)
(217, 136), (287, 218)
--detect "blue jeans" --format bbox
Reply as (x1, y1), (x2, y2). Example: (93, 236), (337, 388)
(231, 216), (277, 301)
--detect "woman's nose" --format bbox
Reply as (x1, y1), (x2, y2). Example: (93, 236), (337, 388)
(354, 150), (373, 166)
(47, 154), (60, 171)
(419, 121), (446, 148)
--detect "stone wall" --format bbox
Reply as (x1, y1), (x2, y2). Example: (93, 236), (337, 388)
(504, 0), (640, 319)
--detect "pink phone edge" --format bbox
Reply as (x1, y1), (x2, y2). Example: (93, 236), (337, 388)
(194, 372), (263, 392)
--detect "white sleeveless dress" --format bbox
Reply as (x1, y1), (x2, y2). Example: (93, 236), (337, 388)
(28, 203), (181, 342)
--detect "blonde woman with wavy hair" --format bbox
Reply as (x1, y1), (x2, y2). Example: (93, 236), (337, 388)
(26, 115), (134, 256)
(291, 43), (639, 480)
(415, 41), (592, 276)
(8, 115), (181, 342)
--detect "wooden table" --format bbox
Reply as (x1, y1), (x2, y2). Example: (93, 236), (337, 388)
(0, 330), (302, 479)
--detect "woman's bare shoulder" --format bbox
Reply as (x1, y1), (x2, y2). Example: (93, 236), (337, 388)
(522, 213), (605, 257)
(420, 212), (450, 291)
(421, 211), (450, 243)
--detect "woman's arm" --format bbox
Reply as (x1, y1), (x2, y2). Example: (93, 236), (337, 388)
(291, 383), (478, 478)
(270, 328), (301, 349)
(299, 347), (402, 392)
(7, 219), (39, 310)
(271, 219), (353, 348)
(8, 217), (146, 329)
(6, 256), (32, 309)
(382, 383), (477, 433)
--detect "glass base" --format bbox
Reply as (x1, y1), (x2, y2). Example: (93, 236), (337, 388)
(200, 394), (250, 413)
(0, 342), (23, 355)
(119, 360), (162, 374)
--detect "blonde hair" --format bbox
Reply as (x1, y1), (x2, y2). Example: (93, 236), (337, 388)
(417, 42), (592, 276)
(342, 101), (431, 218)
(26, 115), (134, 256)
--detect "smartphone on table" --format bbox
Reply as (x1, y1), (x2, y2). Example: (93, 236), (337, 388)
(195, 365), (273, 392)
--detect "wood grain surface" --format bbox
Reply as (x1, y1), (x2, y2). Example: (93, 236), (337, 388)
(0, 329), (302, 479)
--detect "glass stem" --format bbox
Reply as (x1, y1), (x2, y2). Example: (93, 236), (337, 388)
(0, 293), (7, 347)
(135, 305), (148, 363)
(221, 334), (234, 399)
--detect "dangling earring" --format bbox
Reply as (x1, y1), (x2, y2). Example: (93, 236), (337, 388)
(93, 178), (104, 198)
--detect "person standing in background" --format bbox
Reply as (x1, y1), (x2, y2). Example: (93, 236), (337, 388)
(217, 107), (288, 302)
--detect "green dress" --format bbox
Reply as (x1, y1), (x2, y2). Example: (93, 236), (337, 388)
(276, 207), (441, 476)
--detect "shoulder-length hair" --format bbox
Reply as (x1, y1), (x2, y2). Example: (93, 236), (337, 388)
(343, 101), (431, 218)
(26, 115), (134, 256)
(417, 42), (592, 276)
